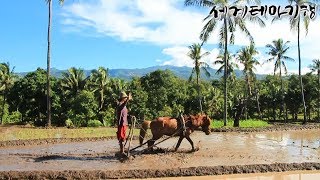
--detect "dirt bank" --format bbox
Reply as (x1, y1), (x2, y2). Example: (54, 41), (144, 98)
(1, 162), (320, 179)
(211, 123), (320, 132)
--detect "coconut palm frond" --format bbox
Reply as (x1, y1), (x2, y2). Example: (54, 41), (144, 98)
(200, 17), (217, 43)
(303, 16), (310, 35)
(218, 27), (225, 49)
(309, 59), (320, 72)
(282, 61), (288, 74)
(249, 15), (266, 27)
(237, 20), (254, 44)
(283, 56), (295, 62)
(214, 59), (224, 65)
(215, 66), (224, 75)
(289, 16), (299, 32)
(201, 66), (211, 77)
(200, 51), (210, 59)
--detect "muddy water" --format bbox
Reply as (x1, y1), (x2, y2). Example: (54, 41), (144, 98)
(0, 129), (320, 172)
(145, 171), (320, 180)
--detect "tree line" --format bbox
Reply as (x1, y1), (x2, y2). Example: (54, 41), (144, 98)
(0, 60), (319, 127)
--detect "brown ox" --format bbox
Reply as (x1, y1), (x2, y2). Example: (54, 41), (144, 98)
(139, 114), (211, 152)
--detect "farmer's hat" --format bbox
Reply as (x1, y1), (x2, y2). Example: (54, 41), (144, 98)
(119, 91), (128, 100)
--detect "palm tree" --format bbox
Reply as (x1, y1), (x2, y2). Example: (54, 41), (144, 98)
(286, 0), (318, 124)
(185, 0), (265, 126)
(206, 87), (223, 118)
(309, 59), (320, 121)
(188, 43), (211, 112)
(237, 44), (261, 119)
(215, 52), (238, 82)
(107, 78), (128, 106)
(276, 0), (317, 123)
(61, 67), (86, 96)
(0, 63), (16, 124)
(266, 39), (294, 122)
(45, 0), (64, 127)
(90, 67), (109, 121)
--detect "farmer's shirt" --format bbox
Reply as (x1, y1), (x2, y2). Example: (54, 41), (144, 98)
(117, 102), (128, 126)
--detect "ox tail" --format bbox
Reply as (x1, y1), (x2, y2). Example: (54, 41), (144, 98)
(139, 120), (151, 145)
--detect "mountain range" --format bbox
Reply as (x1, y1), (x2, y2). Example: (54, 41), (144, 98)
(18, 65), (266, 80)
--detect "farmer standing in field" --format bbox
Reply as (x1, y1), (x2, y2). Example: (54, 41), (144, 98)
(115, 91), (132, 154)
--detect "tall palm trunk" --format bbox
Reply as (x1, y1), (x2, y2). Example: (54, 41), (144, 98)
(99, 90), (104, 112)
(298, 19), (307, 124)
(279, 60), (286, 122)
(244, 74), (250, 120)
(98, 90), (104, 123)
(0, 89), (6, 124)
(253, 82), (262, 119)
(246, 74), (252, 120)
(223, 16), (228, 126)
(46, 0), (52, 127)
(197, 72), (203, 112)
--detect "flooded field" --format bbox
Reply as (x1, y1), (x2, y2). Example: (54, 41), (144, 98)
(0, 129), (320, 178)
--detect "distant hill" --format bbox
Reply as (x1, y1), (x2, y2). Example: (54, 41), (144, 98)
(17, 65), (266, 80)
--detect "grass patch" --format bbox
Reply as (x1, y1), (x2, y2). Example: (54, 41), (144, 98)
(211, 119), (270, 128)
(0, 119), (270, 141)
(0, 126), (140, 141)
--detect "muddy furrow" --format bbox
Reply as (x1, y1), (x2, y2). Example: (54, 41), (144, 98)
(1, 162), (320, 179)
(0, 136), (141, 148)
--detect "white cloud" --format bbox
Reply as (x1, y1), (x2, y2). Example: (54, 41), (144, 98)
(160, 46), (193, 67)
(62, 0), (206, 46)
(61, 0), (320, 74)
(233, 20), (295, 47)
(234, 18), (320, 73)
(255, 60), (275, 75)
(234, 18), (320, 57)
(62, 1), (320, 47)
(160, 46), (220, 68)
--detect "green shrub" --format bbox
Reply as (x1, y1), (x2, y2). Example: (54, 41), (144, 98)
(211, 119), (269, 128)
(65, 119), (74, 128)
(101, 107), (115, 127)
(158, 105), (173, 117)
(240, 119), (269, 128)
(67, 90), (99, 127)
(87, 120), (103, 127)
(2, 111), (22, 124)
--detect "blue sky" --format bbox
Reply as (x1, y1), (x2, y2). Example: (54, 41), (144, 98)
(0, 0), (319, 74)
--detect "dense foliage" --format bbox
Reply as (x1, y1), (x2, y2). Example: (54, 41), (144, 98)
(0, 64), (319, 127)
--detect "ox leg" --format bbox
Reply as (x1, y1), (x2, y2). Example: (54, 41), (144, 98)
(185, 136), (195, 151)
(147, 134), (161, 151)
(174, 135), (184, 152)
(147, 139), (156, 151)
